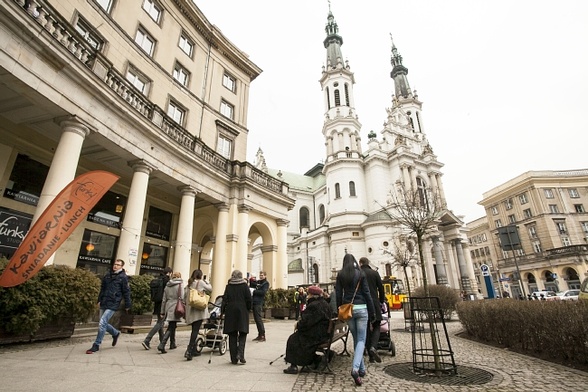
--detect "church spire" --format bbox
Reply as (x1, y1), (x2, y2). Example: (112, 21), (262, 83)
(323, 5), (345, 69)
(390, 34), (412, 98)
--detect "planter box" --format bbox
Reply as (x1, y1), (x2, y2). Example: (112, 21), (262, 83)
(0, 317), (75, 345)
(271, 307), (291, 319)
(119, 313), (153, 333)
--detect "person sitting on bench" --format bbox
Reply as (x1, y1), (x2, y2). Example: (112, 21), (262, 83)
(283, 285), (332, 374)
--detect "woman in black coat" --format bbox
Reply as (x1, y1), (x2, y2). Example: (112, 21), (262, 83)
(283, 285), (332, 374)
(222, 270), (252, 364)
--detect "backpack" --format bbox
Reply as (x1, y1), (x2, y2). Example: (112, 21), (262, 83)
(150, 276), (165, 302)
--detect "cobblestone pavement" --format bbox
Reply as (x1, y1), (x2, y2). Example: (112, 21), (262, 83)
(0, 312), (586, 391)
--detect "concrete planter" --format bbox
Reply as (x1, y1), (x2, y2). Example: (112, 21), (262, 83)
(0, 317), (75, 345)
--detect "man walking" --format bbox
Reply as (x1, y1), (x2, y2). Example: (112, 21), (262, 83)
(359, 257), (385, 363)
(86, 259), (132, 354)
(142, 266), (173, 350)
(251, 271), (269, 342)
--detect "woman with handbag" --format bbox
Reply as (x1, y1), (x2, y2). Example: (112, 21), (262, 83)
(184, 269), (212, 360)
(335, 254), (375, 386)
(158, 271), (184, 354)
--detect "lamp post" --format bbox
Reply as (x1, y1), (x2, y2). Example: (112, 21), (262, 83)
(497, 225), (526, 298)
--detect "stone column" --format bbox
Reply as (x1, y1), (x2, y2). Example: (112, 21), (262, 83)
(432, 236), (448, 285)
(116, 160), (153, 275)
(211, 204), (229, 300)
(401, 165), (411, 188)
(454, 239), (472, 292)
(173, 186), (197, 281)
(33, 117), (90, 265)
(276, 219), (289, 289)
(236, 204), (251, 274)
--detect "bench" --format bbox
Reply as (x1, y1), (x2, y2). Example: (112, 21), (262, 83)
(311, 317), (350, 374)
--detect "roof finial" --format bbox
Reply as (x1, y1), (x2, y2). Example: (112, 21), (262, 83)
(328, 0), (332, 13)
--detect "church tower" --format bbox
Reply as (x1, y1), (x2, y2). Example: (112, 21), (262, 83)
(319, 8), (368, 256)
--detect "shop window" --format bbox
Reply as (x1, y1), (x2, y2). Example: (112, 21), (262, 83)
(87, 190), (126, 228)
(145, 206), (172, 241)
(140, 243), (169, 274)
(77, 229), (119, 276)
(4, 154), (48, 206)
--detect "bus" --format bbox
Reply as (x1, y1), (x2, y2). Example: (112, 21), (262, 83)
(382, 276), (407, 310)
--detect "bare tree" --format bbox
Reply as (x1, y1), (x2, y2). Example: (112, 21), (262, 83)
(384, 236), (418, 297)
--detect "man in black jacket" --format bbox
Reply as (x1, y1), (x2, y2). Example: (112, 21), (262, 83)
(142, 266), (173, 350)
(251, 271), (270, 342)
(86, 259), (132, 354)
(359, 257), (386, 363)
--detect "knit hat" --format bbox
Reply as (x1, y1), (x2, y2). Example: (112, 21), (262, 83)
(307, 285), (323, 296)
(231, 270), (243, 280)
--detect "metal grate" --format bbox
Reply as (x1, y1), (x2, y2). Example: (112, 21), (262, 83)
(384, 363), (494, 386)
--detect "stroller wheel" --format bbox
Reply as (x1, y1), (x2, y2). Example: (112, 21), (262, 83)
(218, 337), (227, 355)
(195, 337), (204, 353)
(389, 340), (396, 357)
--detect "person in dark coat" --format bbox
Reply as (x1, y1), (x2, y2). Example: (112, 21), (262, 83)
(251, 271), (269, 342)
(142, 266), (173, 350)
(222, 270), (252, 364)
(86, 259), (132, 354)
(283, 285), (332, 374)
(336, 253), (375, 386)
(359, 257), (386, 363)
(157, 272), (184, 354)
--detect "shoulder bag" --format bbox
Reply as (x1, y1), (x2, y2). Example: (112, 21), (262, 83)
(189, 281), (210, 310)
(338, 278), (361, 322)
(174, 283), (186, 318)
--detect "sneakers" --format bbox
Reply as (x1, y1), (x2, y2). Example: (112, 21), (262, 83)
(369, 348), (382, 363)
(359, 369), (366, 377)
(85, 344), (99, 354)
(112, 332), (120, 347)
(142, 341), (151, 350)
(351, 370), (363, 386)
(157, 343), (167, 354)
(283, 365), (298, 374)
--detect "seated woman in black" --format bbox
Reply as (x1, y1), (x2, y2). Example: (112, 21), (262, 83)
(283, 285), (332, 374)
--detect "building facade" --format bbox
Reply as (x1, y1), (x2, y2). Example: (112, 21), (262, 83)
(0, 0), (294, 296)
(469, 169), (588, 298)
(255, 10), (477, 295)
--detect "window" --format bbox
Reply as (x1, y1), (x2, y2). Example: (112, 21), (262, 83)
(533, 241), (542, 253)
(299, 207), (309, 228)
(562, 237), (572, 246)
(523, 208), (533, 219)
(125, 65), (150, 94)
(4, 154), (48, 206)
(416, 177), (428, 207)
(344, 83), (350, 106)
(318, 204), (325, 224)
(519, 193), (528, 204)
(495, 219), (502, 228)
(74, 17), (104, 50)
(334, 89), (341, 106)
(223, 73), (236, 93)
(77, 229), (119, 276)
(87, 190), (127, 228)
(135, 27), (155, 56)
(504, 198), (513, 210)
(220, 100), (234, 120)
(491, 205), (499, 215)
(173, 62), (190, 86)
(216, 134), (232, 159)
(335, 183), (341, 199)
(95, 0), (113, 13)
(555, 221), (567, 234)
(569, 188), (580, 198)
(142, 0), (162, 23)
(146, 206), (172, 240)
(549, 204), (559, 213)
(528, 225), (538, 239)
(140, 243), (169, 275)
(179, 33), (194, 57)
(349, 181), (356, 197)
(508, 214), (516, 224)
(544, 188), (554, 199)
(575, 204), (585, 213)
(167, 100), (185, 125)
(581, 222), (588, 233)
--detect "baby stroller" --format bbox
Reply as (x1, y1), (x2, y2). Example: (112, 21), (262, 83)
(377, 302), (396, 356)
(194, 295), (227, 356)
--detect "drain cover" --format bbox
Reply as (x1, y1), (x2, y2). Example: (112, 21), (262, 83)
(384, 363), (494, 386)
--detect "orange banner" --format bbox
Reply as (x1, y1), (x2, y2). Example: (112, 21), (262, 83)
(0, 170), (119, 287)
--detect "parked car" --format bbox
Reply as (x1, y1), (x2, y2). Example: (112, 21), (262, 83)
(530, 290), (559, 301)
(556, 289), (579, 301)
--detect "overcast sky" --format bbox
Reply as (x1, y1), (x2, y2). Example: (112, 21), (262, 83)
(197, 0), (588, 223)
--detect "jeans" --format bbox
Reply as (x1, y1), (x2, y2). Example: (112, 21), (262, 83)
(252, 304), (265, 336)
(144, 314), (165, 343)
(94, 309), (118, 346)
(348, 307), (368, 373)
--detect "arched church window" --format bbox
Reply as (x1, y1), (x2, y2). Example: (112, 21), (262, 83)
(335, 183), (341, 199)
(416, 177), (428, 207)
(344, 84), (350, 106)
(349, 181), (356, 197)
(319, 204), (325, 224)
(326, 86), (331, 109)
(334, 89), (341, 106)
(299, 207), (309, 229)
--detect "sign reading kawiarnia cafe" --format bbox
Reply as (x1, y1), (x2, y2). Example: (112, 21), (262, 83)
(0, 170), (119, 287)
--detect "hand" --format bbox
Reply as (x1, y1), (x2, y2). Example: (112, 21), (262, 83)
(125, 308), (130, 314)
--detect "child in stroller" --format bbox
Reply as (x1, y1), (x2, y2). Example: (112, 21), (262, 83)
(193, 295), (228, 356)
(376, 301), (396, 356)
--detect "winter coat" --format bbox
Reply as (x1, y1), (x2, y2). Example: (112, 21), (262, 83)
(98, 269), (132, 311)
(335, 268), (375, 319)
(161, 278), (184, 322)
(252, 278), (269, 306)
(222, 281), (252, 334)
(184, 279), (212, 325)
(285, 296), (332, 366)
(152, 274), (170, 315)
(360, 264), (386, 321)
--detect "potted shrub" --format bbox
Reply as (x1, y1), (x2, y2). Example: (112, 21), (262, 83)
(0, 258), (100, 344)
(116, 273), (154, 329)
(265, 288), (297, 319)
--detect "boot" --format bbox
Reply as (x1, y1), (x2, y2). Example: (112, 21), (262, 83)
(158, 330), (171, 354)
(185, 344), (193, 361)
(169, 335), (177, 350)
